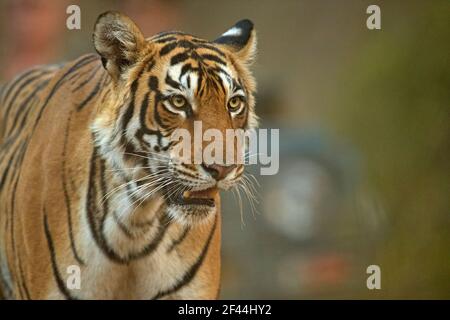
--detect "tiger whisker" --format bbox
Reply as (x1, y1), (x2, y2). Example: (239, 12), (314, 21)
(238, 178), (260, 219)
(100, 170), (171, 204)
(232, 185), (245, 228)
(123, 151), (171, 160)
(126, 179), (178, 217)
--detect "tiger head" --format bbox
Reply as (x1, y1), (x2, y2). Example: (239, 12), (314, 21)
(92, 12), (257, 225)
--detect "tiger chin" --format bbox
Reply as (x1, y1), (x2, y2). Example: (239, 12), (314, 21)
(0, 11), (257, 300)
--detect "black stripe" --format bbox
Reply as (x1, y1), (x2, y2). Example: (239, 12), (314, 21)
(85, 146), (161, 264)
(176, 40), (195, 49)
(7, 137), (30, 298)
(170, 52), (190, 65)
(165, 74), (181, 90)
(145, 76), (166, 144)
(148, 76), (159, 91)
(2, 67), (42, 104)
(232, 79), (243, 92)
(159, 41), (178, 56)
(120, 80), (138, 132)
(190, 37), (208, 44)
(4, 71), (47, 113)
(207, 77), (220, 92)
(195, 43), (226, 57)
(43, 211), (78, 300)
(123, 139), (146, 163)
(125, 213), (171, 260)
(6, 79), (50, 136)
(31, 55), (98, 134)
(200, 54), (226, 65)
(187, 75), (191, 89)
(86, 144), (173, 263)
(67, 67), (93, 84)
(135, 128), (152, 150)
(153, 95), (167, 135)
(1, 70), (50, 132)
(152, 214), (217, 299)
(8, 171), (20, 295)
(76, 77), (102, 111)
(197, 71), (205, 97)
(14, 98), (38, 140)
(0, 141), (25, 191)
(139, 91), (164, 140)
(17, 254), (31, 300)
(120, 62), (147, 135)
(154, 36), (177, 44)
(210, 66), (229, 78)
(125, 182), (140, 203)
(1, 146), (20, 297)
(72, 65), (101, 92)
(0, 154), (14, 191)
(167, 226), (190, 253)
(100, 207), (171, 262)
(4, 70), (49, 108)
(153, 31), (186, 40)
(139, 92), (151, 131)
(179, 63), (194, 80)
(62, 112), (85, 266)
(214, 74), (226, 94)
(99, 156), (109, 217)
(85, 146), (119, 262)
(112, 210), (135, 239)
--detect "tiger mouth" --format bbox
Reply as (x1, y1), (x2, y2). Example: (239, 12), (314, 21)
(170, 187), (218, 207)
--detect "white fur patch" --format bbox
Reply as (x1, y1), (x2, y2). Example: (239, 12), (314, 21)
(222, 27), (242, 37)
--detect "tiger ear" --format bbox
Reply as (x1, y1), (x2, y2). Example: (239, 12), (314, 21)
(93, 11), (145, 81)
(214, 19), (257, 63)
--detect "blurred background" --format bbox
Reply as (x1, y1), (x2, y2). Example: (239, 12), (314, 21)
(0, 0), (448, 299)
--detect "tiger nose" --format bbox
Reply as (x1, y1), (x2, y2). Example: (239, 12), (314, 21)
(202, 164), (237, 181)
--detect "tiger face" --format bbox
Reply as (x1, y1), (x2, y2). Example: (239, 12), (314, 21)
(92, 12), (257, 225)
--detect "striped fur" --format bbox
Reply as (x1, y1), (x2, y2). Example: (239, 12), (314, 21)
(0, 12), (257, 299)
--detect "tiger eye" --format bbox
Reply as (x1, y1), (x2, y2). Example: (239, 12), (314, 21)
(171, 95), (187, 108)
(228, 96), (243, 111)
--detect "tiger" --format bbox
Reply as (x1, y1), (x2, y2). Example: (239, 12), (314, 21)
(0, 11), (257, 299)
